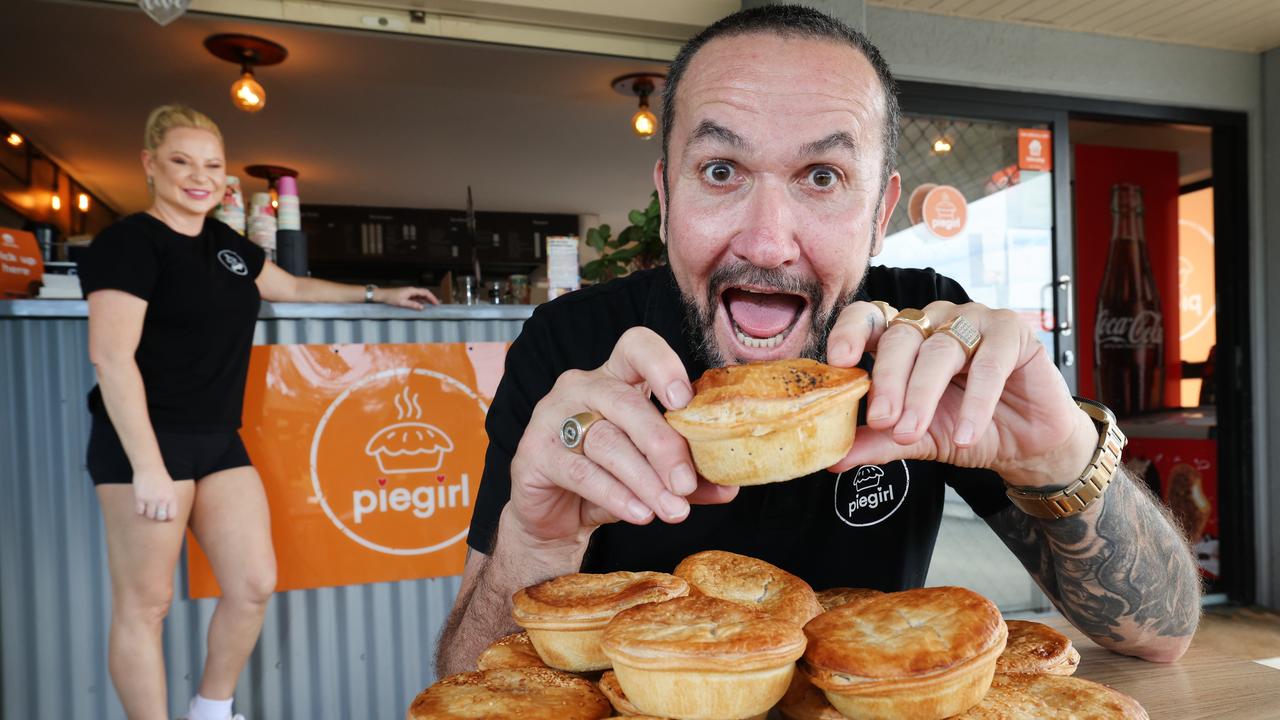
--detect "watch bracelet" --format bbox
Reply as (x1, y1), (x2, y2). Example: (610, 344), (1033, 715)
(1004, 398), (1127, 520)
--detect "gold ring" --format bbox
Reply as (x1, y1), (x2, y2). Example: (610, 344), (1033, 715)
(870, 300), (898, 328)
(936, 315), (982, 361)
(560, 411), (602, 454)
(888, 308), (932, 340)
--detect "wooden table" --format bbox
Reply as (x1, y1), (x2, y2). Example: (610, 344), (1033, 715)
(1037, 614), (1280, 719)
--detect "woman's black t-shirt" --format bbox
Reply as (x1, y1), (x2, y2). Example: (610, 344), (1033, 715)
(79, 213), (266, 431)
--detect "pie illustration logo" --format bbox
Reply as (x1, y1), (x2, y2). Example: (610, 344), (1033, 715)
(833, 461), (910, 527)
(365, 386), (455, 474)
(217, 249), (248, 276)
(922, 185), (967, 239)
(311, 368), (487, 556)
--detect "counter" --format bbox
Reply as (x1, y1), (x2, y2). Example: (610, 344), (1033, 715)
(0, 298), (531, 720)
(1039, 613), (1278, 719)
(0, 298), (536, 320)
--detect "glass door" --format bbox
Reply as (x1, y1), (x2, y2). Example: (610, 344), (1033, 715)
(878, 106), (1068, 613)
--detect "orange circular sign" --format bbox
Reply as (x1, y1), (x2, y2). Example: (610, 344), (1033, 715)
(921, 185), (968, 239)
(310, 367), (488, 556)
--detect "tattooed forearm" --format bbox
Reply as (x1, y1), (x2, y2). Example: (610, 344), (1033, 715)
(986, 469), (1201, 651)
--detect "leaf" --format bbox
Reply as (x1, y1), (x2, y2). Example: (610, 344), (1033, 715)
(628, 210), (646, 226)
(612, 245), (645, 261)
(617, 226), (641, 245)
(581, 259), (604, 281)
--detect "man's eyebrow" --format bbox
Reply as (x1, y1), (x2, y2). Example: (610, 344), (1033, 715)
(798, 131), (858, 159)
(685, 120), (750, 153)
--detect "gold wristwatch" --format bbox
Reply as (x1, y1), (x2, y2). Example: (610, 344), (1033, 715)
(1004, 398), (1127, 520)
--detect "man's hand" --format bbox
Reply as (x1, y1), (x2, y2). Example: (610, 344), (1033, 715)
(826, 300), (1096, 487)
(828, 299), (1200, 663)
(506, 327), (738, 550)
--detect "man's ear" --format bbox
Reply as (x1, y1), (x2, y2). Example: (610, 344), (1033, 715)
(653, 158), (667, 244)
(871, 171), (902, 257)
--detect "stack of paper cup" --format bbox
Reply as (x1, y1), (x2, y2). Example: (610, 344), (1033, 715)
(214, 176), (246, 235)
(247, 191), (277, 260)
(276, 175), (301, 231)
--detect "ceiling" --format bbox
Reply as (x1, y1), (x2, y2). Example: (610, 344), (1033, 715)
(0, 0), (669, 226)
(869, 0), (1280, 53)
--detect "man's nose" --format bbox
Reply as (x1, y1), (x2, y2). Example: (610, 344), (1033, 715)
(729, 177), (800, 270)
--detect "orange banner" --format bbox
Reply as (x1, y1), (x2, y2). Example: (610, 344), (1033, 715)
(187, 342), (508, 597)
(0, 228), (44, 298)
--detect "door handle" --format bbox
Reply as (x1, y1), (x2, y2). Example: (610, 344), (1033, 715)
(1056, 275), (1074, 335)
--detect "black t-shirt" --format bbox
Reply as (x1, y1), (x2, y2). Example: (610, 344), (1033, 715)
(79, 213), (266, 432)
(468, 265), (1012, 591)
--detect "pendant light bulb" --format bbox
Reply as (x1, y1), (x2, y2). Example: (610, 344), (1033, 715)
(231, 69), (266, 113)
(632, 95), (657, 140)
(51, 193), (62, 211)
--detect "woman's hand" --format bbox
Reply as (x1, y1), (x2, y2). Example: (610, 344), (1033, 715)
(133, 467), (179, 522)
(376, 286), (440, 310)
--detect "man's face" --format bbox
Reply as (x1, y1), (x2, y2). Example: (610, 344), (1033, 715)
(657, 33), (900, 367)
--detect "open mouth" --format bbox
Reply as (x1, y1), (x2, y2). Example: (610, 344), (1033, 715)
(721, 287), (808, 351)
(183, 188), (211, 200)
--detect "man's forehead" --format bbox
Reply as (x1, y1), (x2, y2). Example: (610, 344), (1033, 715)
(673, 32), (885, 139)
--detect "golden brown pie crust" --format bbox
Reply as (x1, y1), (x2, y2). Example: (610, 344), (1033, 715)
(674, 550), (822, 627)
(512, 572), (689, 628)
(952, 672), (1149, 719)
(804, 586), (1005, 680)
(665, 359), (870, 486)
(803, 586), (1007, 720)
(476, 631), (548, 671)
(996, 620), (1080, 676)
(512, 571), (688, 672)
(602, 595), (806, 672)
(815, 587), (884, 612)
(406, 667), (612, 720)
(602, 596), (805, 719)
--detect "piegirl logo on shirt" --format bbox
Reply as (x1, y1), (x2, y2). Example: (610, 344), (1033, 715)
(217, 249), (249, 276)
(311, 367), (486, 556)
(833, 461), (910, 527)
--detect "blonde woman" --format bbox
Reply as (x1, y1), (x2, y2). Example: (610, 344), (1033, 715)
(78, 105), (437, 720)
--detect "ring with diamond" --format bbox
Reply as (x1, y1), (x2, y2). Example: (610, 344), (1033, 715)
(560, 411), (602, 454)
(937, 315), (982, 361)
(888, 307), (933, 340)
(156, 507), (168, 521)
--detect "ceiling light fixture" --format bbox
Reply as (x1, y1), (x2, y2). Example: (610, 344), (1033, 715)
(932, 138), (953, 154)
(205, 34), (288, 114)
(5, 132), (22, 148)
(78, 193), (91, 212)
(611, 73), (666, 140)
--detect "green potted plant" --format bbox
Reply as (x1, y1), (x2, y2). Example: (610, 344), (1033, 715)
(582, 190), (666, 282)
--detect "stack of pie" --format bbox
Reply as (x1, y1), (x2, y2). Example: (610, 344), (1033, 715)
(411, 548), (1149, 719)
(511, 571), (688, 671)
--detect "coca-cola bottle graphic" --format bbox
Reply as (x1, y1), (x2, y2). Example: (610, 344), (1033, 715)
(1094, 183), (1164, 417)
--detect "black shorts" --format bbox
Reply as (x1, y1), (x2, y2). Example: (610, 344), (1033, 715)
(86, 416), (252, 485)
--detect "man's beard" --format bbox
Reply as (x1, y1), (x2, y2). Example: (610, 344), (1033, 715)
(679, 262), (863, 369)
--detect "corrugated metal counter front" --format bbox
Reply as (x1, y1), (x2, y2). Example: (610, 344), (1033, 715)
(0, 300), (533, 720)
